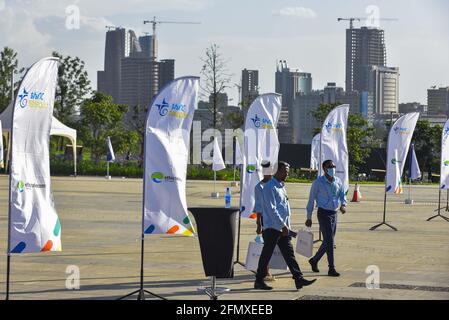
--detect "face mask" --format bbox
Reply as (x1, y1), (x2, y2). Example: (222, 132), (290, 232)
(326, 168), (336, 177)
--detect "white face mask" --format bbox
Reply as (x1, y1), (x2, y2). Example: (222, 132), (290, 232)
(326, 168), (336, 177)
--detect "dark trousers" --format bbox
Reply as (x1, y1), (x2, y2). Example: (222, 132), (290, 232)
(255, 228), (303, 282)
(311, 208), (337, 269)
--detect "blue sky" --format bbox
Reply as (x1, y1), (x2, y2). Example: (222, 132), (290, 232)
(1, 0), (448, 105)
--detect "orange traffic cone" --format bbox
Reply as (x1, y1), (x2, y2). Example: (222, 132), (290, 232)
(351, 183), (362, 202)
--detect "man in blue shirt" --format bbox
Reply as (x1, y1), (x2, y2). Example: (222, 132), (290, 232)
(254, 161), (275, 282)
(305, 159), (347, 277)
(254, 161), (316, 290)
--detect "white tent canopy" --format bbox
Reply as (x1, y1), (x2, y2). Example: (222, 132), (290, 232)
(0, 103), (77, 175)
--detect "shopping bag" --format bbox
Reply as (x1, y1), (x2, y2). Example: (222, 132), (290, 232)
(296, 229), (314, 258)
(245, 241), (288, 271)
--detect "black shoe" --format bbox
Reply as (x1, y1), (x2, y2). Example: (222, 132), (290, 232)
(295, 277), (317, 290)
(309, 258), (320, 273)
(328, 269), (340, 277)
(254, 281), (273, 290)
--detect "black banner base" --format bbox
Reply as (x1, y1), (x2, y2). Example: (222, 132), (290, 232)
(369, 222), (398, 231)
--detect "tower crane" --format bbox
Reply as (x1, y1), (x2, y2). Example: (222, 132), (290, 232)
(337, 17), (397, 29)
(143, 17), (201, 97)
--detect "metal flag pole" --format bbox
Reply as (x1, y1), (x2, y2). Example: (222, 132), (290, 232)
(5, 70), (15, 301)
(117, 103), (166, 301)
(427, 188), (449, 222)
(405, 144), (413, 204)
(427, 140), (449, 222)
(370, 114), (398, 231)
(106, 161), (110, 179)
(446, 189), (449, 212)
(314, 132), (323, 243)
(233, 134), (255, 274)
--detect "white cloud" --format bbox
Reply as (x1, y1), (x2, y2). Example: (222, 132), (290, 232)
(273, 6), (317, 19)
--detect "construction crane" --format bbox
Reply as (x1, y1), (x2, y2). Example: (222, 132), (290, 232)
(337, 17), (397, 29)
(143, 17), (200, 97)
(105, 25), (117, 31)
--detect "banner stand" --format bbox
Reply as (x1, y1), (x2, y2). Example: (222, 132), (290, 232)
(106, 162), (111, 180)
(211, 171), (219, 198)
(370, 188), (398, 231)
(446, 189), (449, 212)
(117, 148), (166, 300)
(427, 189), (449, 222)
(117, 232), (166, 300)
(117, 106), (166, 301)
(233, 165), (255, 274)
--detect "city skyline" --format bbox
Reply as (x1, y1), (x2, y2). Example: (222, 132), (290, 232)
(0, 0), (448, 105)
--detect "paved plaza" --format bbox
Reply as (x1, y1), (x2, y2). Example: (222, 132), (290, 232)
(0, 175), (448, 300)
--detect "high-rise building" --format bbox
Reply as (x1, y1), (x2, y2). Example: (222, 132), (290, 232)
(427, 86), (449, 116)
(98, 27), (177, 109)
(97, 28), (129, 103)
(138, 34), (156, 59)
(399, 102), (427, 114)
(119, 53), (156, 108)
(368, 66), (399, 114)
(292, 83), (374, 144)
(158, 59), (175, 90)
(345, 27), (386, 93)
(275, 60), (312, 111)
(241, 69), (259, 107)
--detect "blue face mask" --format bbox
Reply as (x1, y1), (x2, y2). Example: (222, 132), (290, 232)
(326, 168), (336, 177)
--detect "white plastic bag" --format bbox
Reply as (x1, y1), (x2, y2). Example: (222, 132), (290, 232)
(296, 228), (314, 258)
(245, 241), (288, 271)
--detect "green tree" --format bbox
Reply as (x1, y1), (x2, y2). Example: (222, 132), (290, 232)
(412, 120), (441, 180)
(311, 103), (374, 175)
(79, 92), (132, 162)
(0, 47), (24, 112)
(127, 104), (148, 160)
(52, 52), (91, 125)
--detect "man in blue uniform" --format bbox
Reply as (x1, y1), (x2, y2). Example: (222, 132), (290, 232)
(306, 159), (347, 277)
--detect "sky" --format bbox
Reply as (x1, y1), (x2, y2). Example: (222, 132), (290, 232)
(1, 0), (448, 105)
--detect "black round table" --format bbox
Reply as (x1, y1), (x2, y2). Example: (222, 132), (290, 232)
(188, 206), (239, 299)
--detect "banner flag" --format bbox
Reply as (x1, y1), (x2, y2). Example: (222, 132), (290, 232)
(9, 57), (61, 253)
(0, 120), (4, 169)
(440, 119), (449, 189)
(106, 136), (115, 162)
(320, 105), (349, 192)
(143, 76), (199, 236)
(240, 93), (281, 219)
(310, 133), (320, 171)
(212, 137), (225, 171)
(410, 144), (421, 180)
(235, 138), (243, 166)
(386, 112), (419, 193)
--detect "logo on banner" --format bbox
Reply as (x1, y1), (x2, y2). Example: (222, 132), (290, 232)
(16, 180), (46, 192)
(246, 164), (256, 173)
(444, 160), (449, 167)
(17, 181), (25, 192)
(18, 87), (47, 109)
(393, 126), (410, 135)
(151, 172), (182, 183)
(325, 122), (344, 133)
(251, 114), (274, 129)
(390, 158), (403, 165)
(156, 98), (188, 118)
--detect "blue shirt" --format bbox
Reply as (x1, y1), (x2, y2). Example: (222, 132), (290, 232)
(306, 175), (347, 219)
(254, 180), (267, 214)
(261, 177), (291, 231)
